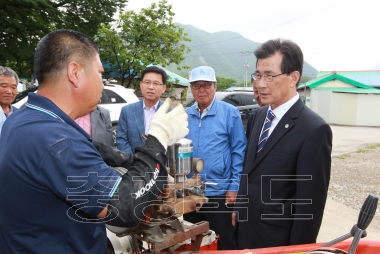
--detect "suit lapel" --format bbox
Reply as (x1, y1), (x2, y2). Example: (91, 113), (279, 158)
(245, 99), (304, 174)
(243, 106), (268, 174)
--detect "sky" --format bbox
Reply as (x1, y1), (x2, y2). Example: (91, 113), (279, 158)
(124, 0), (380, 72)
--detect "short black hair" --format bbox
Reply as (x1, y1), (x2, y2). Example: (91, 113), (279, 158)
(140, 66), (167, 84)
(254, 38), (303, 86)
(34, 29), (99, 85)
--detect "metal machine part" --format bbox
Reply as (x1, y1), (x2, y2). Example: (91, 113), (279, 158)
(192, 158), (204, 174)
(107, 139), (210, 253)
(167, 138), (193, 182)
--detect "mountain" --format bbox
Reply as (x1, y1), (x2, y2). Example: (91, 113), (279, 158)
(369, 63), (380, 70)
(166, 24), (318, 83)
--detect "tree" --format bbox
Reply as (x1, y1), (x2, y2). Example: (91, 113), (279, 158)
(95, 0), (191, 88)
(216, 76), (238, 91)
(0, 0), (128, 79)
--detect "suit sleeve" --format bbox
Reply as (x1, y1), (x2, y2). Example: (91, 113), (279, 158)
(116, 107), (133, 154)
(228, 108), (247, 192)
(289, 122), (332, 244)
(246, 110), (256, 140)
(103, 107), (114, 146)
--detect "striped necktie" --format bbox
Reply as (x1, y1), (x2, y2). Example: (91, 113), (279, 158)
(257, 110), (275, 154)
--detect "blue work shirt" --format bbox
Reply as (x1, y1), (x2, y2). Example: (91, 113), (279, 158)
(0, 93), (120, 253)
(186, 99), (247, 196)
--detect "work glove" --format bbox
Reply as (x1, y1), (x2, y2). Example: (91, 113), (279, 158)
(148, 98), (189, 150)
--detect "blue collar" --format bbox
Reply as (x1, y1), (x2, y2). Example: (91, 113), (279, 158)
(26, 93), (92, 141)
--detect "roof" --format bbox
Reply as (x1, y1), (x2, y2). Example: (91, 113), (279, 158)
(102, 63), (190, 86)
(317, 70), (380, 87)
(314, 87), (380, 94)
(298, 73), (375, 90)
(148, 65), (189, 86)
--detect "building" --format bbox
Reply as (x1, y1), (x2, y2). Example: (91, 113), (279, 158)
(297, 71), (380, 127)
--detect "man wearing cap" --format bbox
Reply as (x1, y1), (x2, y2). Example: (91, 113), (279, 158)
(184, 66), (247, 250)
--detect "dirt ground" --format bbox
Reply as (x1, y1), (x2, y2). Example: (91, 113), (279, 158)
(317, 125), (380, 243)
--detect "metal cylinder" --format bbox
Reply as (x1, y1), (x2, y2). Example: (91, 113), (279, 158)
(167, 138), (193, 182)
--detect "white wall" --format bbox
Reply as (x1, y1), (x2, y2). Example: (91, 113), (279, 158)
(311, 90), (380, 127)
(310, 90), (332, 123)
(356, 94), (380, 126)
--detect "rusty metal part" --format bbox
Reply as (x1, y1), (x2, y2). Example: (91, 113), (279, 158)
(108, 166), (211, 253)
(158, 195), (209, 215)
(152, 220), (209, 253)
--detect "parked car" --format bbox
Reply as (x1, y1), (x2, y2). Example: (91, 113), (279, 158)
(215, 91), (258, 116)
(12, 84), (139, 142)
(184, 91), (258, 130)
(185, 91), (258, 114)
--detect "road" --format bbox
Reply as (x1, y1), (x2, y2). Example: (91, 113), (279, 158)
(318, 125), (380, 243)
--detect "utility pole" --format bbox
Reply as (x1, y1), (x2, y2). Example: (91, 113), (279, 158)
(241, 51), (253, 87)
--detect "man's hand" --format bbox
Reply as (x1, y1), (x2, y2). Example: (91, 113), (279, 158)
(148, 98), (189, 150)
(225, 190), (237, 205)
(232, 212), (236, 227)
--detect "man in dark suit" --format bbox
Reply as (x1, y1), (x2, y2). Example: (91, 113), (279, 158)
(116, 66), (166, 154)
(91, 105), (113, 146)
(233, 38), (332, 249)
(74, 105), (113, 146)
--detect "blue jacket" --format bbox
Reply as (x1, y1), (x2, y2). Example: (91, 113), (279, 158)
(116, 99), (163, 154)
(186, 99), (247, 196)
(0, 93), (120, 253)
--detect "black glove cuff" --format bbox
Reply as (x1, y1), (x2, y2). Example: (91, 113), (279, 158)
(145, 135), (166, 152)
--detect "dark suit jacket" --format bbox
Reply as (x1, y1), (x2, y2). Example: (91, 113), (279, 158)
(91, 106), (113, 146)
(116, 99), (163, 154)
(246, 109), (258, 140)
(234, 98), (332, 249)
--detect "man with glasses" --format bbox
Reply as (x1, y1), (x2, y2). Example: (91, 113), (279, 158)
(184, 66), (247, 250)
(233, 39), (332, 249)
(116, 66), (167, 153)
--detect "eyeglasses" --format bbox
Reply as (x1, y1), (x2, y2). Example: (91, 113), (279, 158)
(141, 80), (164, 87)
(251, 73), (285, 82)
(190, 82), (214, 90)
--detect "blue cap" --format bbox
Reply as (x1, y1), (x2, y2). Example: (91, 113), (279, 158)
(189, 66), (217, 83)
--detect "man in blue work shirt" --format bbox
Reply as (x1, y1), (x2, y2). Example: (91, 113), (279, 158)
(0, 29), (189, 253)
(184, 66), (247, 250)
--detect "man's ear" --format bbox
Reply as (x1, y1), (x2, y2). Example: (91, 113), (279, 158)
(67, 61), (83, 88)
(290, 71), (300, 88)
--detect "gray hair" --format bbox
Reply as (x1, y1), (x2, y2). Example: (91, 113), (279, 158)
(0, 66), (19, 85)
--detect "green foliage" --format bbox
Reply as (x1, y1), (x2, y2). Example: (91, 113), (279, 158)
(337, 154), (350, 159)
(95, 0), (191, 88)
(0, 0), (128, 79)
(216, 76), (238, 91)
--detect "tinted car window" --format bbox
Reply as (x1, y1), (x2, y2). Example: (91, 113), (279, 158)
(223, 94), (241, 106)
(101, 89), (126, 104)
(240, 93), (256, 106)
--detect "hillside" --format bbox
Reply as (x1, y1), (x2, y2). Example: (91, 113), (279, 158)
(166, 24), (318, 83)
